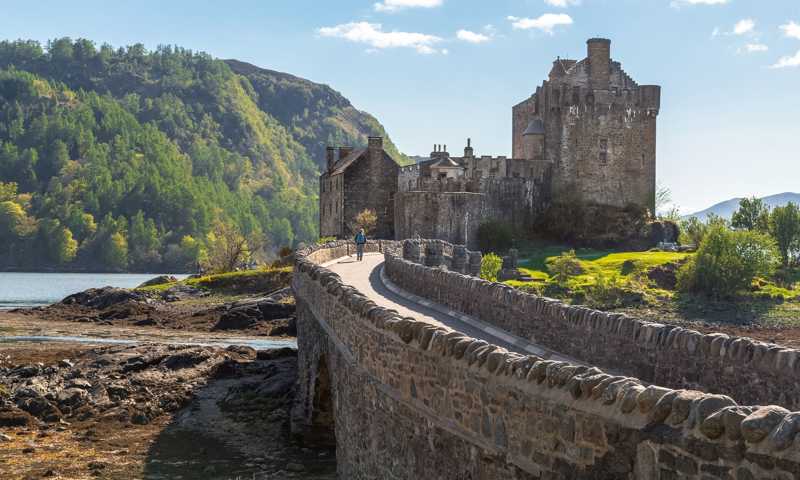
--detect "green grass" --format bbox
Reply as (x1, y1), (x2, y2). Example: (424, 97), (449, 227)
(137, 266), (293, 295)
(508, 240), (800, 329)
(514, 242), (689, 287)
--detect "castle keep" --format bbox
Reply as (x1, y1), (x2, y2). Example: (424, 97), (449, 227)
(320, 38), (660, 247)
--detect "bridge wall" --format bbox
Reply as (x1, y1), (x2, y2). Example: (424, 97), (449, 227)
(385, 246), (800, 410)
(293, 240), (800, 479)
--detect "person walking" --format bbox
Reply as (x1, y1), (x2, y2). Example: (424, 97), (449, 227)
(354, 228), (367, 261)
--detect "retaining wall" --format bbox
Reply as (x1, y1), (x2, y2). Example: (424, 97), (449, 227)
(292, 240), (800, 479)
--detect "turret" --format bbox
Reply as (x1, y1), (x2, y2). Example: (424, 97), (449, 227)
(522, 118), (545, 161)
(587, 38), (611, 91)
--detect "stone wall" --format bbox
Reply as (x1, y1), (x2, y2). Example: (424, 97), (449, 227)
(293, 240), (800, 479)
(385, 248), (800, 410)
(394, 177), (550, 249)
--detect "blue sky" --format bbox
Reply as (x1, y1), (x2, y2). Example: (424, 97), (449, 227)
(1, 0), (798, 212)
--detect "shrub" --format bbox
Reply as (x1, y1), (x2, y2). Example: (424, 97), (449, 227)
(317, 236), (337, 245)
(546, 250), (583, 287)
(584, 271), (627, 309)
(677, 225), (779, 298)
(480, 253), (502, 282)
(476, 220), (513, 254)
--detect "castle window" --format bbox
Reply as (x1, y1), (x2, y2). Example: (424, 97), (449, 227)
(599, 139), (609, 164)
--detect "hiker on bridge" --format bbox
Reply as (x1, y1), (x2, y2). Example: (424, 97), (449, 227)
(354, 228), (367, 261)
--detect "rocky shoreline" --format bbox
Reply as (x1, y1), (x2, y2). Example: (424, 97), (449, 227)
(13, 284), (298, 337)
(0, 277), (336, 479)
(0, 342), (336, 479)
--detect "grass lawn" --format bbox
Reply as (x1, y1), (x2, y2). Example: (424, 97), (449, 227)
(504, 240), (800, 331)
(512, 241), (689, 287)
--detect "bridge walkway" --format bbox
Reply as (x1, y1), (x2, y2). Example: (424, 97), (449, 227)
(326, 253), (585, 365)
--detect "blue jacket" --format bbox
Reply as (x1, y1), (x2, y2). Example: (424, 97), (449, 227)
(355, 232), (366, 244)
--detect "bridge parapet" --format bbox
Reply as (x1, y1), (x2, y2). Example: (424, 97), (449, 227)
(292, 240), (800, 478)
(385, 249), (800, 411)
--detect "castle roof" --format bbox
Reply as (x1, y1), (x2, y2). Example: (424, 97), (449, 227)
(430, 156), (462, 169)
(523, 119), (546, 136)
(329, 148), (367, 176)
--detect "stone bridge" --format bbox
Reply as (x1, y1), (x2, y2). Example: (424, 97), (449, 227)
(291, 239), (800, 479)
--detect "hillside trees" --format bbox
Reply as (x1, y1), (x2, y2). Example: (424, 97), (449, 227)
(0, 37), (407, 272)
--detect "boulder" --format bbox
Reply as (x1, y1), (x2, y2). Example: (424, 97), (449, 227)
(258, 301), (295, 320)
(60, 287), (148, 310)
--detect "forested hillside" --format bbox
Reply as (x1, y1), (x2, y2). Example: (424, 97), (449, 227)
(0, 38), (407, 272)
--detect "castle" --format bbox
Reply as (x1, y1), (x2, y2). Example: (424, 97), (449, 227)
(320, 38), (661, 248)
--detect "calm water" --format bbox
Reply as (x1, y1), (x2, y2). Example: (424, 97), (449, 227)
(0, 272), (188, 309)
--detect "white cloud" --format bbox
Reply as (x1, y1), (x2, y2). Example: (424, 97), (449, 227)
(739, 43), (768, 54)
(507, 14), (573, 34)
(733, 18), (755, 36)
(544, 0), (581, 7)
(670, 0), (729, 7)
(780, 21), (800, 40)
(318, 22), (444, 54)
(374, 0), (442, 12)
(771, 50), (800, 68)
(457, 29), (491, 44)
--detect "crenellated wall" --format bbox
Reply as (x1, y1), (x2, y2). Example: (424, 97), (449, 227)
(293, 240), (800, 479)
(385, 245), (800, 410)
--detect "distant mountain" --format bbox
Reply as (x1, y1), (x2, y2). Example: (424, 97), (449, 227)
(686, 193), (800, 221)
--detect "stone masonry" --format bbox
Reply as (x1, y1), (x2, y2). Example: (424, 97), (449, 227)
(293, 240), (800, 479)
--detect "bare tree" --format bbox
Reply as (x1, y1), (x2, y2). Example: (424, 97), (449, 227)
(354, 209), (377, 236)
(206, 221), (250, 273)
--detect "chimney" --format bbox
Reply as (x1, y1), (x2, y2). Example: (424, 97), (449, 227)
(464, 138), (474, 158)
(326, 146), (336, 171)
(368, 136), (383, 151)
(587, 38), (611, 91)
(339, 146), (353, 159)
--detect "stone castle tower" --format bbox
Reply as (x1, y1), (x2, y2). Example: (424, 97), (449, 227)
(512, 38), (660, 213)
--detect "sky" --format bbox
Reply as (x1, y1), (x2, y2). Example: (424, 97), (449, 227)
(1, 0), (799, 213)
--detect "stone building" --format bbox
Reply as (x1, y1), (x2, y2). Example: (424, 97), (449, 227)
(513, 38), (660, 212)
(319, 38), (660, 246)
(319, 137), (399, 239)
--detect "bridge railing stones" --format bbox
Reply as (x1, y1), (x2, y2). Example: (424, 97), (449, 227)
(401, 238), (481, 276)
(293, 240), (800, 478)
(385, 245), (800, 412)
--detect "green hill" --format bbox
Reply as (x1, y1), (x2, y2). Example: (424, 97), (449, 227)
(0, 38), (407, 272)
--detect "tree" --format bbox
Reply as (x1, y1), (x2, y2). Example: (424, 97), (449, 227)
(655, 183), (672, 214)
(677, 225), (779, 298)
(731, 197), (770, 232)
(480, 253), (502, 282)
(206, 221), (250, 273)
(546, 250), (583, 287)
(101, 232), (129, 271)
(679, 217), (706, 246)
(354, 209), (377, 236)
(770, 202), (800, 267)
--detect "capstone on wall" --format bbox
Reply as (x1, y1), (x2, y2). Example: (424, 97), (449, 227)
(293, 240), (800, 479)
